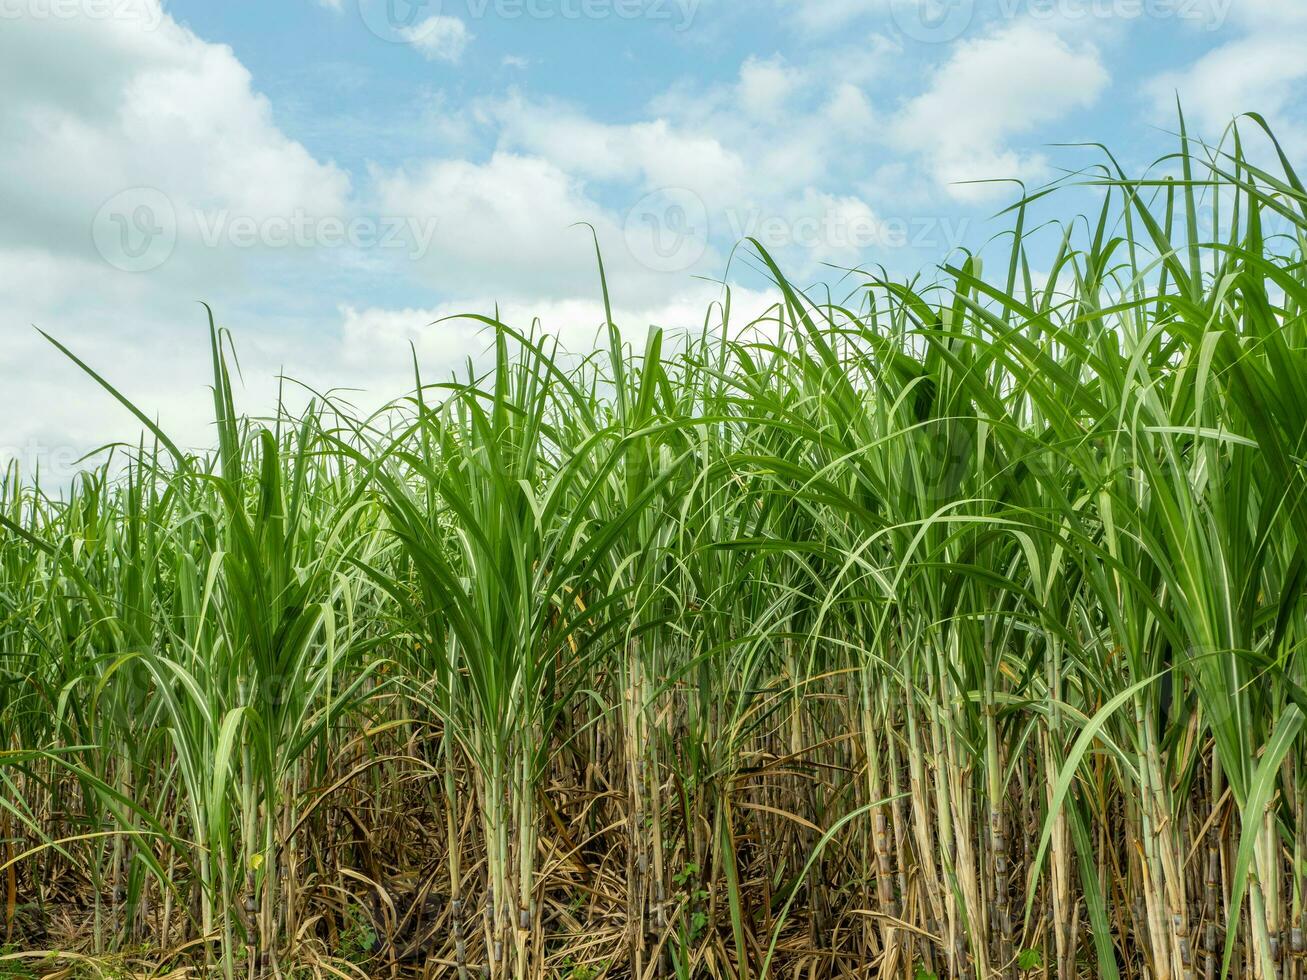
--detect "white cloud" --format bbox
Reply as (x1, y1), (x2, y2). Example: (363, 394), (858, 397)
(737, 55), (805, 118)
(475, 50), (929, 282)
(1148, 35), (1307, 136)
(0, 245), (308, 464)
(1229, 0), (1307, 30)
(823, 82), (878, 133)
(496, 51), (886, 213)
(0, 1), (349, 266)
(490, 95), (747, 202)
(337, 285), (785, 386)
(890, 22), (1109, 199)
(0, 4), (772, 464)
(0, 4), (352, 456)
(0, 0), (1006, 464)
(372, 151), (715, 304)
(778, 0), (887, 35)
(1144, 5), (1307, 151)
(375, 152), (609, 297)
(399, 16), (473, 63)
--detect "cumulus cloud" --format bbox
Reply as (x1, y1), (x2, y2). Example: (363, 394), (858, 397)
(0, 0), (350, 270)
(399, 16), (473, 63)
(371, 151), (714, 303)
(776, 0), (887, 36)
(1148, 36), (1307, 134)
(1144, 1), (1307, 150)
(890, 22), (1109, 199)
(0, 2), (361, 454)
(489, 96), (747, 202)
(336, 285), (785, 386)
(494, 52), (886, 217)
(0, 0), (1006, 463)
(737, 55), (806, 118)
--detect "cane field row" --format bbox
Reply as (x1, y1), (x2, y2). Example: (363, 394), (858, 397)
(3, 118), (1307, 979)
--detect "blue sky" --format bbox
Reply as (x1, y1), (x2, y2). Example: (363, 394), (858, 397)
(2, 0), (1303, 470)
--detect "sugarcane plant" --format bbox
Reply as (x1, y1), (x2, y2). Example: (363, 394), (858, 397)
(3, 113), (1307, 979)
